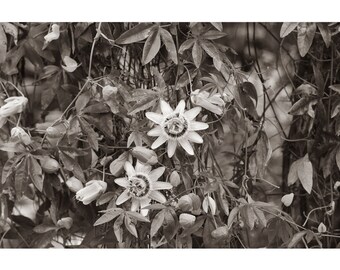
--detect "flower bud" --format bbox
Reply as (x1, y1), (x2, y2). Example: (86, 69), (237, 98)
(76, 180), (107, 205)
(46, 122), (68, 138)
(169, 171), (181, 187)
(45, 110), (62, 122)
(62, 56), (79, 73)
(131, 146), (158, 165)
(41, 157), (60, 173)
(102, 85), (118, 100)
(202, 195), (217, 215)
(66, 176), (84, 193)
(211, 225), (229, 239)
(191, 89), (225, 115)
(57, 217), (73, 230)
(188, 193), (201, 215)
(179, 213), (196, 229)
(177, 195), (193, 212)
(11, 126), (32, 145)
(318, 222), (327, 233)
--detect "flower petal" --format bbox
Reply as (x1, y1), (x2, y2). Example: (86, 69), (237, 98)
(147, 126), (163, 137)
(140, 198), (151, 216)
(175, 100), (186, 114)
(116, 189), (131, 205)
(187, 131), (203, 143)
(135, 161), (152, 174)
(149, 191), (166, 203)
(146, 112), (164, 124)
(149, 167), (165, 182)
(190, 121), (209, 131)
(184, 107), (201, 120)
(152, 181), (172, 190)
(114, 177), (129, 188)
(178, 138), (194, 155)
(124, 161), (136, 177)
(151, 135), (167, 149)
(160, 100), (173, 115)
(167, 139), (177, 158)
(131, 198), (139, 212)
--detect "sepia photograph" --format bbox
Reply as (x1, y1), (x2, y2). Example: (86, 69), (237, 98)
(0, 6), (340, 268)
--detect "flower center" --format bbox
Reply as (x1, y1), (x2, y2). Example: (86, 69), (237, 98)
(128, 174), (150, 198)
(163, 113), (188, 138)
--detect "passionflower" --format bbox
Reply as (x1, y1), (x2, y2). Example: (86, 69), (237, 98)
(0, 96), (28, 128)
(11, 126), (32, 145)
(191, 89), (225, 115)
(146, 100), (209, 157)
(115, 161), (172, 215)
(76, 180), (107, 205)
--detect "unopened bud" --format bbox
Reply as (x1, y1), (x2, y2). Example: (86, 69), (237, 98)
(179, 213), (196, 229)
(66, 176), (84, 193)
(57, 217), (73, 230)
(41, 157), (60, 173)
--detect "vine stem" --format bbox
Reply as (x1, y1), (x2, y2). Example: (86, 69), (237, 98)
(88, 22), (102, 78)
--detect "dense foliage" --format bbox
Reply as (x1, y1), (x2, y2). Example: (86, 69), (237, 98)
(0, 22), (340, 248)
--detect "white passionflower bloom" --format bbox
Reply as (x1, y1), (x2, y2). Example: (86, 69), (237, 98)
(191, 89), (225, 115)
(146, 100), (209, 158)
(0, 96), (28, 128)
(115, 161), (172, 216)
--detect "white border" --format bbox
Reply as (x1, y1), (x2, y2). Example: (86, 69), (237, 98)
(1, 0), (340, 21)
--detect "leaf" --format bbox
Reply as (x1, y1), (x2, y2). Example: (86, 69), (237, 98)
(33, 224), (58, 233)
(192, 40), (203, 68)
(178, 38), (195, 54)
(297, 154), (313, 194)
(82, 103), (111, 114)
(94, 209), (122, 226)
(159, 28), (178, 64)
(77, 117), (98, 151)
(75, 91), (91, 113)
(124, 215), (138, 238)
(113, 215), (124, 243)
(163, 209), (178, 242)
(150, 209), (165, 237)
(281, 193), (294, 207)
(294, 84), (318, 96)
(253, 207), (267, 227)
(227, 207), (239, 228)
(288, 231), (307, 248)
(15, 157), (28, 199)
(255, 131), (272, 178)
(288, 159), (300, 186)
(128, 95), (157, 115)
(336, 146), (340, 171)
(297, 22), (316, 57)
(210, 22), (223, 32)
(201, 30), (227, 40)
(142, 27), (161, 65)
(131, 146), (158, 165)
(59, 151), (85, 182)
(116, 23), (154, 44)
(317, 23), (331, 48)
(126, 211), (150, 223)
(330, 85), (340, 94)
(288, 97), (318, 117)
(109, 151), (129, 177)
(2, 23), (18, 45)
(0, 26), (7, 64)
(280, 22), (298, 38)
(96, 192), (115, 206)
(28, 155), (44, 192)
(199, 40), (222, 62)
(242, 82), (258, 106)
